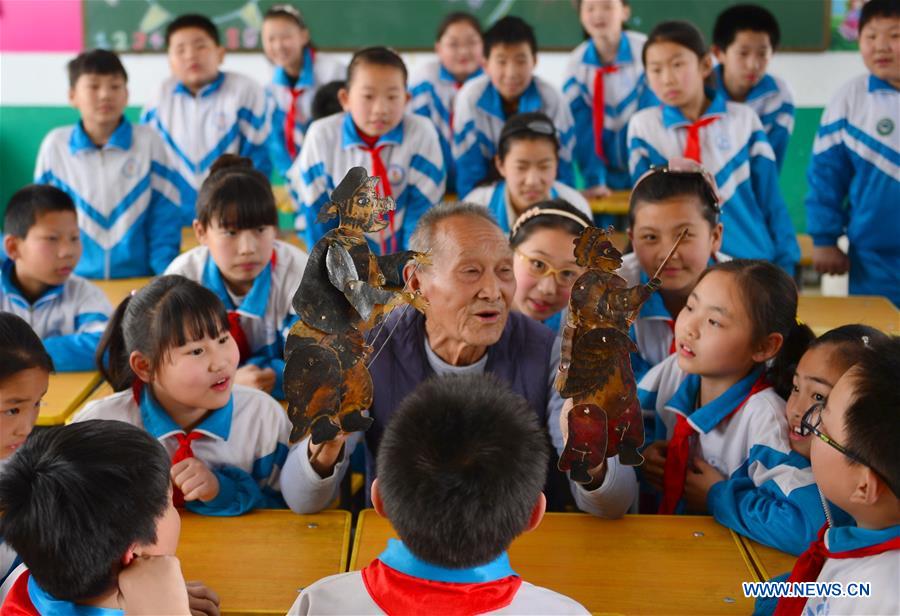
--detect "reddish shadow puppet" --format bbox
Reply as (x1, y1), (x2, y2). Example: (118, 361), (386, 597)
(557, 225), (686, 483)
(284, 167), (429, 443)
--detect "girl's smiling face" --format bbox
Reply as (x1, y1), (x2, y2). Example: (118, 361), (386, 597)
(786, 343), (849, 458)
(512, 227), (584, 322)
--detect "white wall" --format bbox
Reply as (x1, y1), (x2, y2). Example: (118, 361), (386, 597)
(0, 49), (866, 107)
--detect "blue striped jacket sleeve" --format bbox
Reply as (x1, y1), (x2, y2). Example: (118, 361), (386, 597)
(748, 130), (799, 271)
(804, 115), (853, 247)
(186, 465), (265, 516)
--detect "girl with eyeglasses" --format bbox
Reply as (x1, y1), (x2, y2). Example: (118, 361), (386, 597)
(508, 199), (593, 332)
(462, 112), (592, 232)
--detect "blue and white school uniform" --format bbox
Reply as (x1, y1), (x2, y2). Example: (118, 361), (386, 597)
(287, 112), (445, 252)
(34, 119), (181, 279)
(267, 48), (346, 176)
(73, 384), (290, 516)
(639, 355), (834, 555)
(713, 65), (795, 172)
(627, 92), (799, 272)
(288, 539), (589, 615)
(409, 59), (483, 193)
(0, 260), (111, 372)
(141, 72), (272, 225)
(164, 240), (307, 400)
(563, 32), (658, 190)
(462, 180), (592, 232)
(1, 572), (123, 615)
(453, 74), (576, 198)
(805, 75), (900, 305)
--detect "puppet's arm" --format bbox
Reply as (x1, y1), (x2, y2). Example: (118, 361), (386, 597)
(326, 242), (396, 321)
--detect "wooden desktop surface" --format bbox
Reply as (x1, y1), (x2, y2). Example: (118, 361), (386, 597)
(797, 295), (899, 335)
(38, 371), (101, 426)
(737, 535), (798, 582)
(94, 277), (153, 308)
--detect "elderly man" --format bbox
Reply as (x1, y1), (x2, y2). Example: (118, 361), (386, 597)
(281, 203), (637, 516)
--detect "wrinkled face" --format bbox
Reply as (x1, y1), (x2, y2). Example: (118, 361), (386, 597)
(859, 16), (900, 86)
(580, 0), (630, 41)
(7, 210), (82, 290)
(341, 63), (409, 137)
(485, 42), (536, 101)
(262, 16), (309, 73)
(674, 271), (757, 378)
(715, 30), (773, 98)
(809, 369), (861, 512)
(629, 196), (722, 297)
(0, 368), (48, 460)
(786, 344), (848, 459)
(645, 41), (712, 108)
(513, 227), (583, 322)
(197, 219), (276, 296)
(435, 21), (484, 80)
(417, 216), (516, 348)
(69, 72), (128, 127)
(168, 27), (224, 93)
(496, 138), (558, 215)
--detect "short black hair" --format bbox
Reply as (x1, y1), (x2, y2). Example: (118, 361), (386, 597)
(843, 336), (900, 497)
(67, 49), (128, 89)
(195, 154), (278, 230)
(0, 312), (54, 381)
(860, 0), (900, 34)
(436, 11), (482, 41)
(0, 420), (171, 600)
(713, 4), (781, 51)
(376, 374), (549, 568)
(483, 15), (537, 57)
(643, 20), (707, 65)
(166, 14), (220, 47)
(498, 111), (559, 162)
(346, 46), (407, 87)
(312, 80), (345, 121)
(3, 184), (76, 238)
(629, 168), (720, 229)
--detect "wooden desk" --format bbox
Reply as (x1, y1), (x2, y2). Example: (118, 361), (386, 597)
(737, 535), (797, 582)
(798, 295), (899, 335)
(177, 509), (350, 614)
(38, 371), (101, 426)
(590, 191), (630, 216)
(350, 510), (755, 614)
(94, 277), (153, 308)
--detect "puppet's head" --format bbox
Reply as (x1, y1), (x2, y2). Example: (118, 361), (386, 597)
(573, 226), (623, 271)
(317, 167), (394, 232)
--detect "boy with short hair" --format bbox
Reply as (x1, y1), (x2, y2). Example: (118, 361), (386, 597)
(453, 16), (576, 197)
(0, 420), (193, 613)
(288, 374), (589, 614)
(805, 0), (900, 306)
(772, 337), (899, 616)
(34, 48), (181, 279)
(712, 4), (795, 170)
(141, 14), (271, 225)
(288, 46), (445, 253)
(1, 185), (112, 372)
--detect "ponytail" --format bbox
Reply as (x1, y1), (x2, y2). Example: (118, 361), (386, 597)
(96, 294), (136, 392)
(768, 321), (815, 400)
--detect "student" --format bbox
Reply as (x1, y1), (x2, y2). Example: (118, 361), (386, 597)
(805, 0), (900, 306)
(462, 112), (591, 231)
(0, 313), (53, 590)
(262, 4), (345, 177)
(621, 160), (726, 381)
(454, 16), (576, 197)
(712, 4), (795, 170)
(628, 21), (799, 272)
(639, 260), (833, 555)
(564, 0), (657, 196)
(409, 11), (484, 193)
(1, 185), (112, 372)
(509, 199), (592, 332)
(73, 275), (290, 516)
(288, 374), (589, 614)
(165, 155), (308, 400)
(288, 46), (445, 253)
(0, 420), (220, 613)
(34, 49), (181, 279)
(141, 14), (271, 225)
(773, 336), (900, 616)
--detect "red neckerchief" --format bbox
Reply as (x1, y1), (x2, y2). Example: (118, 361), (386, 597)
(357, 128), (396, 253)
(226, 248), (276, 363)
(2, 571), (38, 615)
(361, 559), (522, 615)
(774, 525), (900, 616)
(283, 48), (316, 159)
(682, 116), (719, 163)
(592, 65), (619, 161)
(658, 373), (771, 514)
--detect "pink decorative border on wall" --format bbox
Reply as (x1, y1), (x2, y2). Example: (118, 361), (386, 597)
(0, 0), (83, 51)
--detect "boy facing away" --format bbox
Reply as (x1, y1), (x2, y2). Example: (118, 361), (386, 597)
(289, 374), (588, 615)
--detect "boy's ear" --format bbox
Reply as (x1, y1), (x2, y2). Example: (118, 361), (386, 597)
(121, 543), (139, 566)
(405, 90), (412, 105)
(215, 45), (226, 65)
(751, 332), (783, 364)
(700, 53), (714, 78)
(712, 45), (726, 63)
(3, 234), (21, 260)
(523, 493), (546, 533)
(849, 466), (883, 506)
(192, 220), (208, 246)
(337, 87), (350, 111)
(68, 87), (77, 107)
(129, 351), (153, 384)
(371, 478), (387, 518)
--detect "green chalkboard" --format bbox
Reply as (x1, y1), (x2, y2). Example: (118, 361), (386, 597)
(84, 0), (829, 53)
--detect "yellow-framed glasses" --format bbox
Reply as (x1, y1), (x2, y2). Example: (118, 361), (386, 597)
(514, 249), (582, 286)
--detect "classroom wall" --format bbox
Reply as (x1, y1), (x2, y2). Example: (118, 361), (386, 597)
(0, 50), (867, 232)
